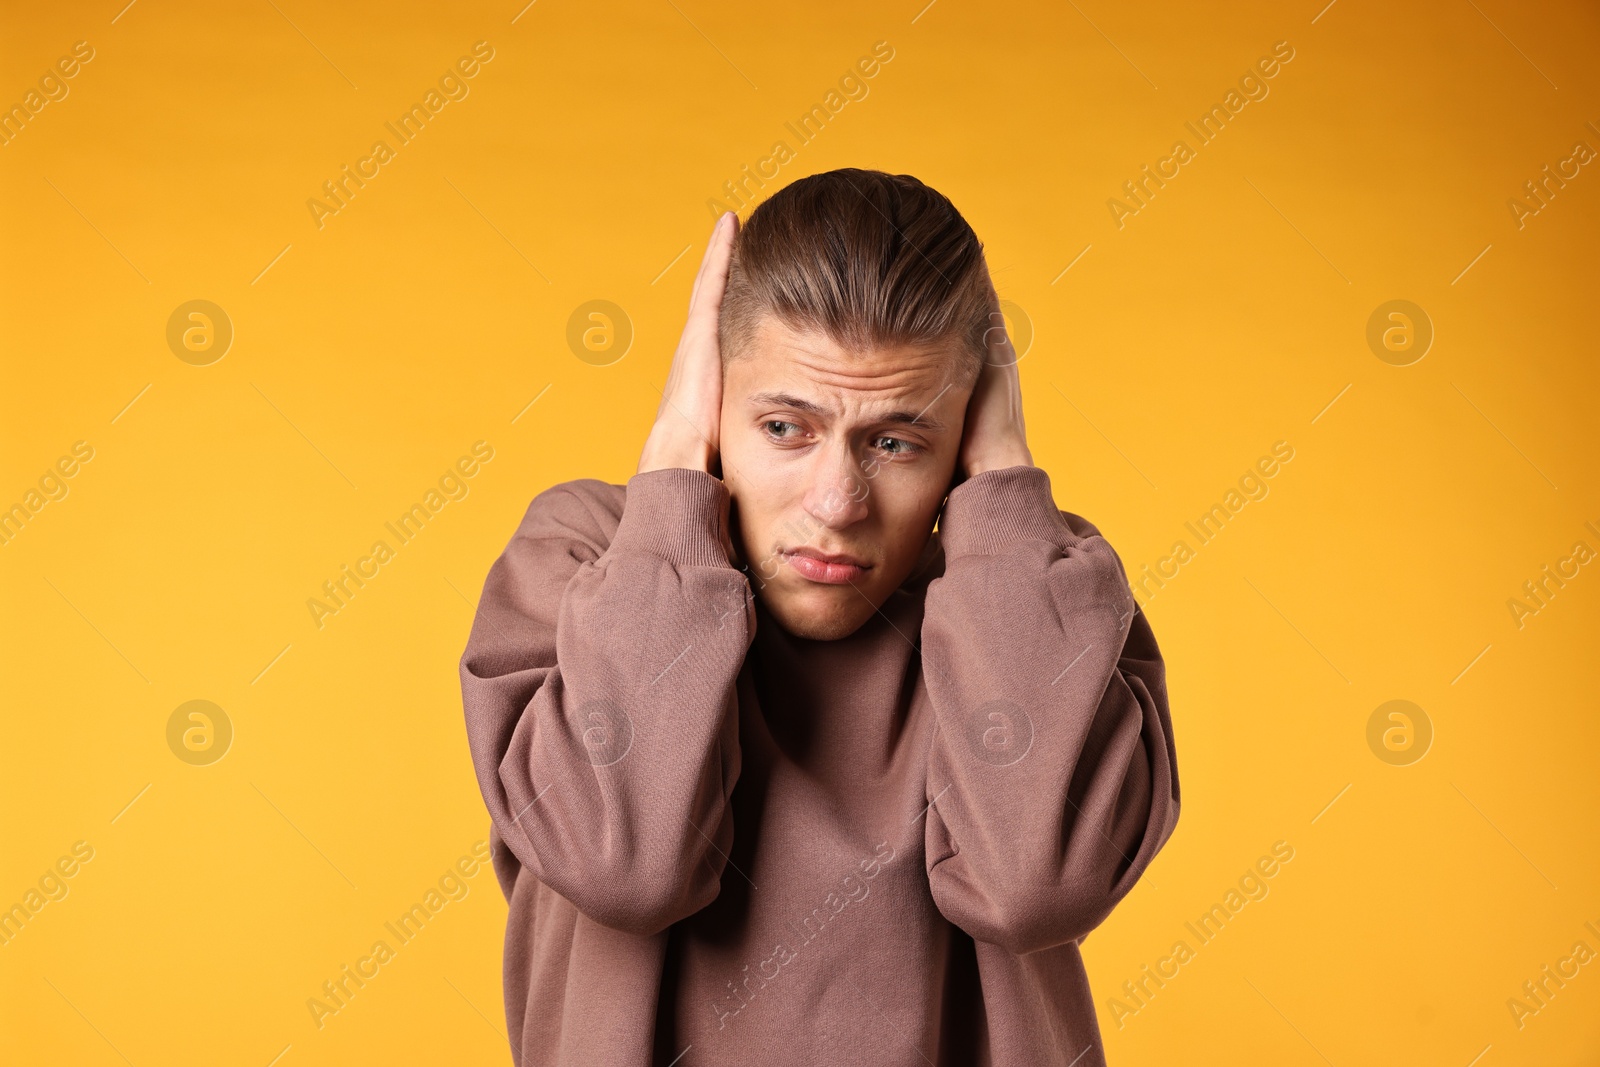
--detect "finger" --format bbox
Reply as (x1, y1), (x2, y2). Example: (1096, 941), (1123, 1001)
(686, 214), (721, 311)
(981, 281), (1021, 368)
(687, 212), (732, 312)
(690, 212), (739, 324)
(666, 216), (729, 407)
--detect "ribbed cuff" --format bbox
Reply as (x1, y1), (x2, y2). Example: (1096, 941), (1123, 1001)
(607, 467), (735, 568)
(938, 464), (1077, 558)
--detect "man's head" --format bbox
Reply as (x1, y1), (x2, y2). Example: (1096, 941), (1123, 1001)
(716, 168), (992, 641)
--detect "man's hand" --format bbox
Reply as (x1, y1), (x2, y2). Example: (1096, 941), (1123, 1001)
(638, 211), (740, 476)
(956, 271), (1034, 481)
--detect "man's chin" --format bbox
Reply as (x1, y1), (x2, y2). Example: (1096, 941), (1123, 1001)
(757, 583), (878, 642)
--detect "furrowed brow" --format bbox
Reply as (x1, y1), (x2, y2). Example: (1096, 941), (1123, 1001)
(746, 391), (946, 431)
(878, 409), (946, 432)
(747, 391), (830, 417)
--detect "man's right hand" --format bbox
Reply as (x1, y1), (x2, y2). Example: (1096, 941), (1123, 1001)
(638, 211), (740, 476)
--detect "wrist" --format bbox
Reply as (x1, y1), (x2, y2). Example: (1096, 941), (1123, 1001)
(638, 430), (716, 475)
(964, 442), (1034, 478)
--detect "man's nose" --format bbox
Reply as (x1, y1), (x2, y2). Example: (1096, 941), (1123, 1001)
(801, 445), (870, 530)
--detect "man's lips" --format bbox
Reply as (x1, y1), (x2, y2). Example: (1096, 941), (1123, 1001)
(781, 547), (871, 585)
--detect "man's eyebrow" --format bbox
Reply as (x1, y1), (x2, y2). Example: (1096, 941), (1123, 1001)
(746, 391), (946, 431)
(747, 391), (827, 416)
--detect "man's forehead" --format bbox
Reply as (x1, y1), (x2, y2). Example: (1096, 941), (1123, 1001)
(749, 316), (952, 363)
(735, 319), (962, 404)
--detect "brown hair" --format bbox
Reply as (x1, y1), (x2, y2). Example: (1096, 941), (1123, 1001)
(719, 168), (990, 387)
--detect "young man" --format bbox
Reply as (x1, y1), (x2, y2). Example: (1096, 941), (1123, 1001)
(459, 168), (1180, 1066)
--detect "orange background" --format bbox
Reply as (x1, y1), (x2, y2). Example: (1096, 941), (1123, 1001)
(2, 0), (1597, 1063)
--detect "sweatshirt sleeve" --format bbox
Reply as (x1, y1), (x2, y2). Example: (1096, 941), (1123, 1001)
(458, 468), (755, 938)
(919, 464), (1180, 956)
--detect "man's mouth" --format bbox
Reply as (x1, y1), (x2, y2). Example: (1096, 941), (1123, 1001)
(780, 547), (872, 585)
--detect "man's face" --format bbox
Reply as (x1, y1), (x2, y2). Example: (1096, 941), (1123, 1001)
(719, 315), (973, 641)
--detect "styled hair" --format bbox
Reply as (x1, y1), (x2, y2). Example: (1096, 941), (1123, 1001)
(719, 168), (990, 386)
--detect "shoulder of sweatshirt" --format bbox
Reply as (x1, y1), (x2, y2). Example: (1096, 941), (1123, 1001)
(1061, 509), (1104, 541)
(512, 477), (627, 557)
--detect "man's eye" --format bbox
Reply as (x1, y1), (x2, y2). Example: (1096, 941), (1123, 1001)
(763, 420), (800, 439)
(874, 436), (918, 456)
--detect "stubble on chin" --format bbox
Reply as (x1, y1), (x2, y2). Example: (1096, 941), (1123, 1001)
(761, 581), (878, 642)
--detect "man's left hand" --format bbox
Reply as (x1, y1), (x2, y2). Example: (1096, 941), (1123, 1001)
(956, 272), (1034, 481)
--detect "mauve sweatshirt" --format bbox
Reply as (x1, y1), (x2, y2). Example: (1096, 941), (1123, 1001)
(459, 464), (1180, 1066)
